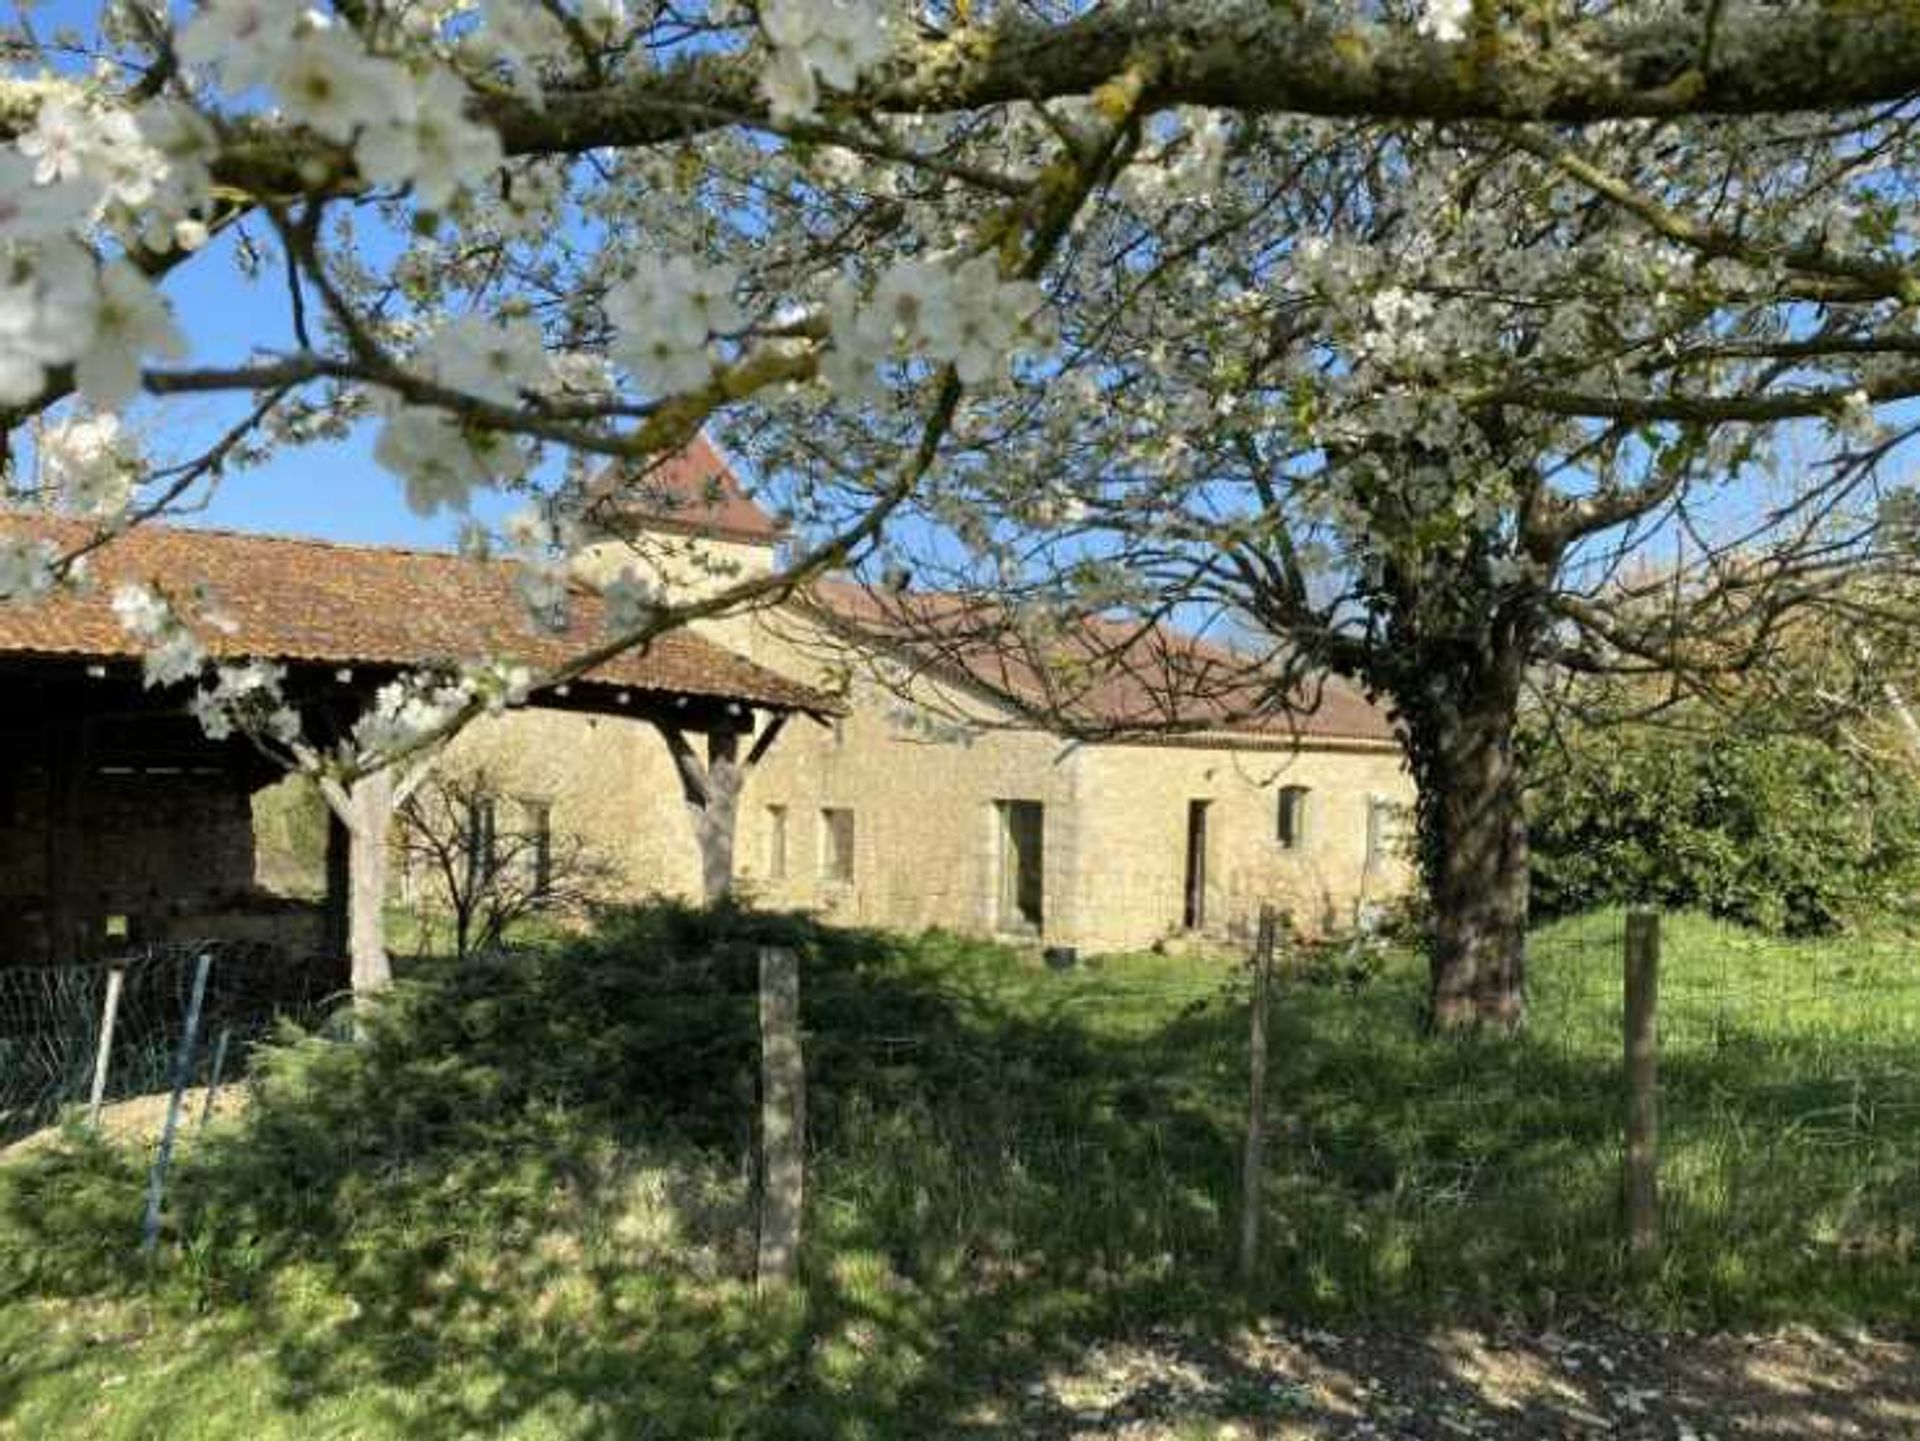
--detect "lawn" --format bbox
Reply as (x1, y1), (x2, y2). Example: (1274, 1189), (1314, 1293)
(0, 905), (1914, 1438)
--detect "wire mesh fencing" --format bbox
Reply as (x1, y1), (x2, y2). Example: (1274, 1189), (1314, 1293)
(0, 941), (345, 1148)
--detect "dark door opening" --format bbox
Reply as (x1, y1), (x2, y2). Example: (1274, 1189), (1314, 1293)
(1183, 799), (1210, 930)
(998, 800), (1045, 933)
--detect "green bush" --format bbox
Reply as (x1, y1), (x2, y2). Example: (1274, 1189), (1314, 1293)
(1526, 718), (1920, 933)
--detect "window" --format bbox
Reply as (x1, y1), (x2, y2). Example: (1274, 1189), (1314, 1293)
(464, 796), (498, 887)
(521, 799), (553, 898)
(821, 807), (855, 883)
(1276, 785), (1311, 849)
(766, 804), (789, 880)
(1365, 795), (1401, 869)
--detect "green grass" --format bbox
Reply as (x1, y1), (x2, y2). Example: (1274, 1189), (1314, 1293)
(1, 904), (1915, 1437)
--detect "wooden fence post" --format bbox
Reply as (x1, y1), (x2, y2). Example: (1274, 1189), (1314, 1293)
(1623, 909), (1661, 1272)
(1239, 906), (1280, 1289)
(757, 945), (805, 1292)
(86, 962), (127, 1129)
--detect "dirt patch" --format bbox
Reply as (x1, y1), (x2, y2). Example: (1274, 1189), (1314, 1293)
(1, 1087), (248, 1162)
(1016, 1318), (1920, 1438)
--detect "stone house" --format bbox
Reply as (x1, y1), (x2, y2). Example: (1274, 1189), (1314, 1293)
(453, 438), (1418, 953)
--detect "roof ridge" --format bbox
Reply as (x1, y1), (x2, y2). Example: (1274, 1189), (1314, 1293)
(0, 506), (467, 564)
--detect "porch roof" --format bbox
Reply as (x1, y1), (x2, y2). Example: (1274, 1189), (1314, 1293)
(0, 513), (832, 719)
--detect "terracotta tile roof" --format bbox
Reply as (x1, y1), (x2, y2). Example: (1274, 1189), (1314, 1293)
(588, 434), (784, 546)
(806, 578), (1398, 745)
(0, 512), (831, 714)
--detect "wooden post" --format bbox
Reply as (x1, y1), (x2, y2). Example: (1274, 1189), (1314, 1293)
(1239, 906), (1279, 1289)
(756, 945), (805, 1292)
(1624, 908), (1661, 1272)
(86, 962), (127, 1128)
(700, 726), (743, 903)
(141, 951), (212, 1258)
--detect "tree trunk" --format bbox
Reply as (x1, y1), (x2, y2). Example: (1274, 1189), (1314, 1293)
(322, 811), (351, 959)
(346, 769), (396, 995)
(698, 727), (742, 903)
(1418, 679), (1531, 1033)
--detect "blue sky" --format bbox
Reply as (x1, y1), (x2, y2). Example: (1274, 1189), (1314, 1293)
(140, 229), (512, 550)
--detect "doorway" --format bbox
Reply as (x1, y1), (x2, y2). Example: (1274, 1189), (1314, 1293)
(997, 800), (1045, 934)
(1183, 799), (1210, 930)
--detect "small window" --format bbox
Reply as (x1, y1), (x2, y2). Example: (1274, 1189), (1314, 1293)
(1277, 785), (1310, 849)
(821, 807), (855, 883)
(522, 799), (553, 898)
(1365, 795), (1401, 869)
(465, 796), (498, 885)
(766, 804), (789, 880)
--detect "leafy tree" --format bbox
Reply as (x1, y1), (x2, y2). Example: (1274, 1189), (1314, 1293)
(1527, 715), (1920, 934)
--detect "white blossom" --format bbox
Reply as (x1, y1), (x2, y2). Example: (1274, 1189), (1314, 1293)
(580, 0), (628, 43)
(18, 100), (95, 186)
(921, 255), (1047, 385)
(272, 26), (408, 144)
(190, 659), (295, 743)
(759, 0), (890, 121)
(1418, 0), (1474, 45)
(74, 262), (186, 412)
(470, 0), (574, 100)
(110, 582), (207, 688)
(355, 67), (505, 211)
(423, 313), (551, 404)
(353, 674), (476, 757)
(601, 567), (662, 632)
(821, 254), (1049, 392)
(177, 0), (305, 90)
(374, 406), (529, 516)
(0, 153), (96, 244)
(41, 411), (139, 517)
(605, 252), (743, 396)
(0, 537), (61, 603)
(0, 242), (99, 407)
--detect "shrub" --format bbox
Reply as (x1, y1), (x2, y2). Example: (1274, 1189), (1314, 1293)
(1526, 718), (1920, 933)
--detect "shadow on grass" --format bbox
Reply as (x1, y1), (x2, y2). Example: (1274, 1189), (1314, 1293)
(1, 903), (1914, 1437)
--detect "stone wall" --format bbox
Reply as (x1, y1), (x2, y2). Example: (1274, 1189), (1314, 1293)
(734, 658), (1091, 942)
(1069, 739), (1417, 953)
(440, 704), (700, 902)
(440, 550), (1419, 955)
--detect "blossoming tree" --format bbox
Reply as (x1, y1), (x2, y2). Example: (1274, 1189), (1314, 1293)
(4, 2), (1920, 1021)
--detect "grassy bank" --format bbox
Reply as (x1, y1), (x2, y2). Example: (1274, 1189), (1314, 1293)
(1, 906), (1914, 1437)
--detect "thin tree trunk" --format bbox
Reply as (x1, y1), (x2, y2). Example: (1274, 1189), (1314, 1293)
(322, 811), (350, 959)
(1420, 681), (1531, 1033)
(347, 768), (396, 995)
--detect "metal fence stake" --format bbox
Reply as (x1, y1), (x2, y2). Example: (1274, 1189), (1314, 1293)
(140, 951), (212, 1259)
(199, 1026), (232, 1130)
(86, 963), (127, 1129)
